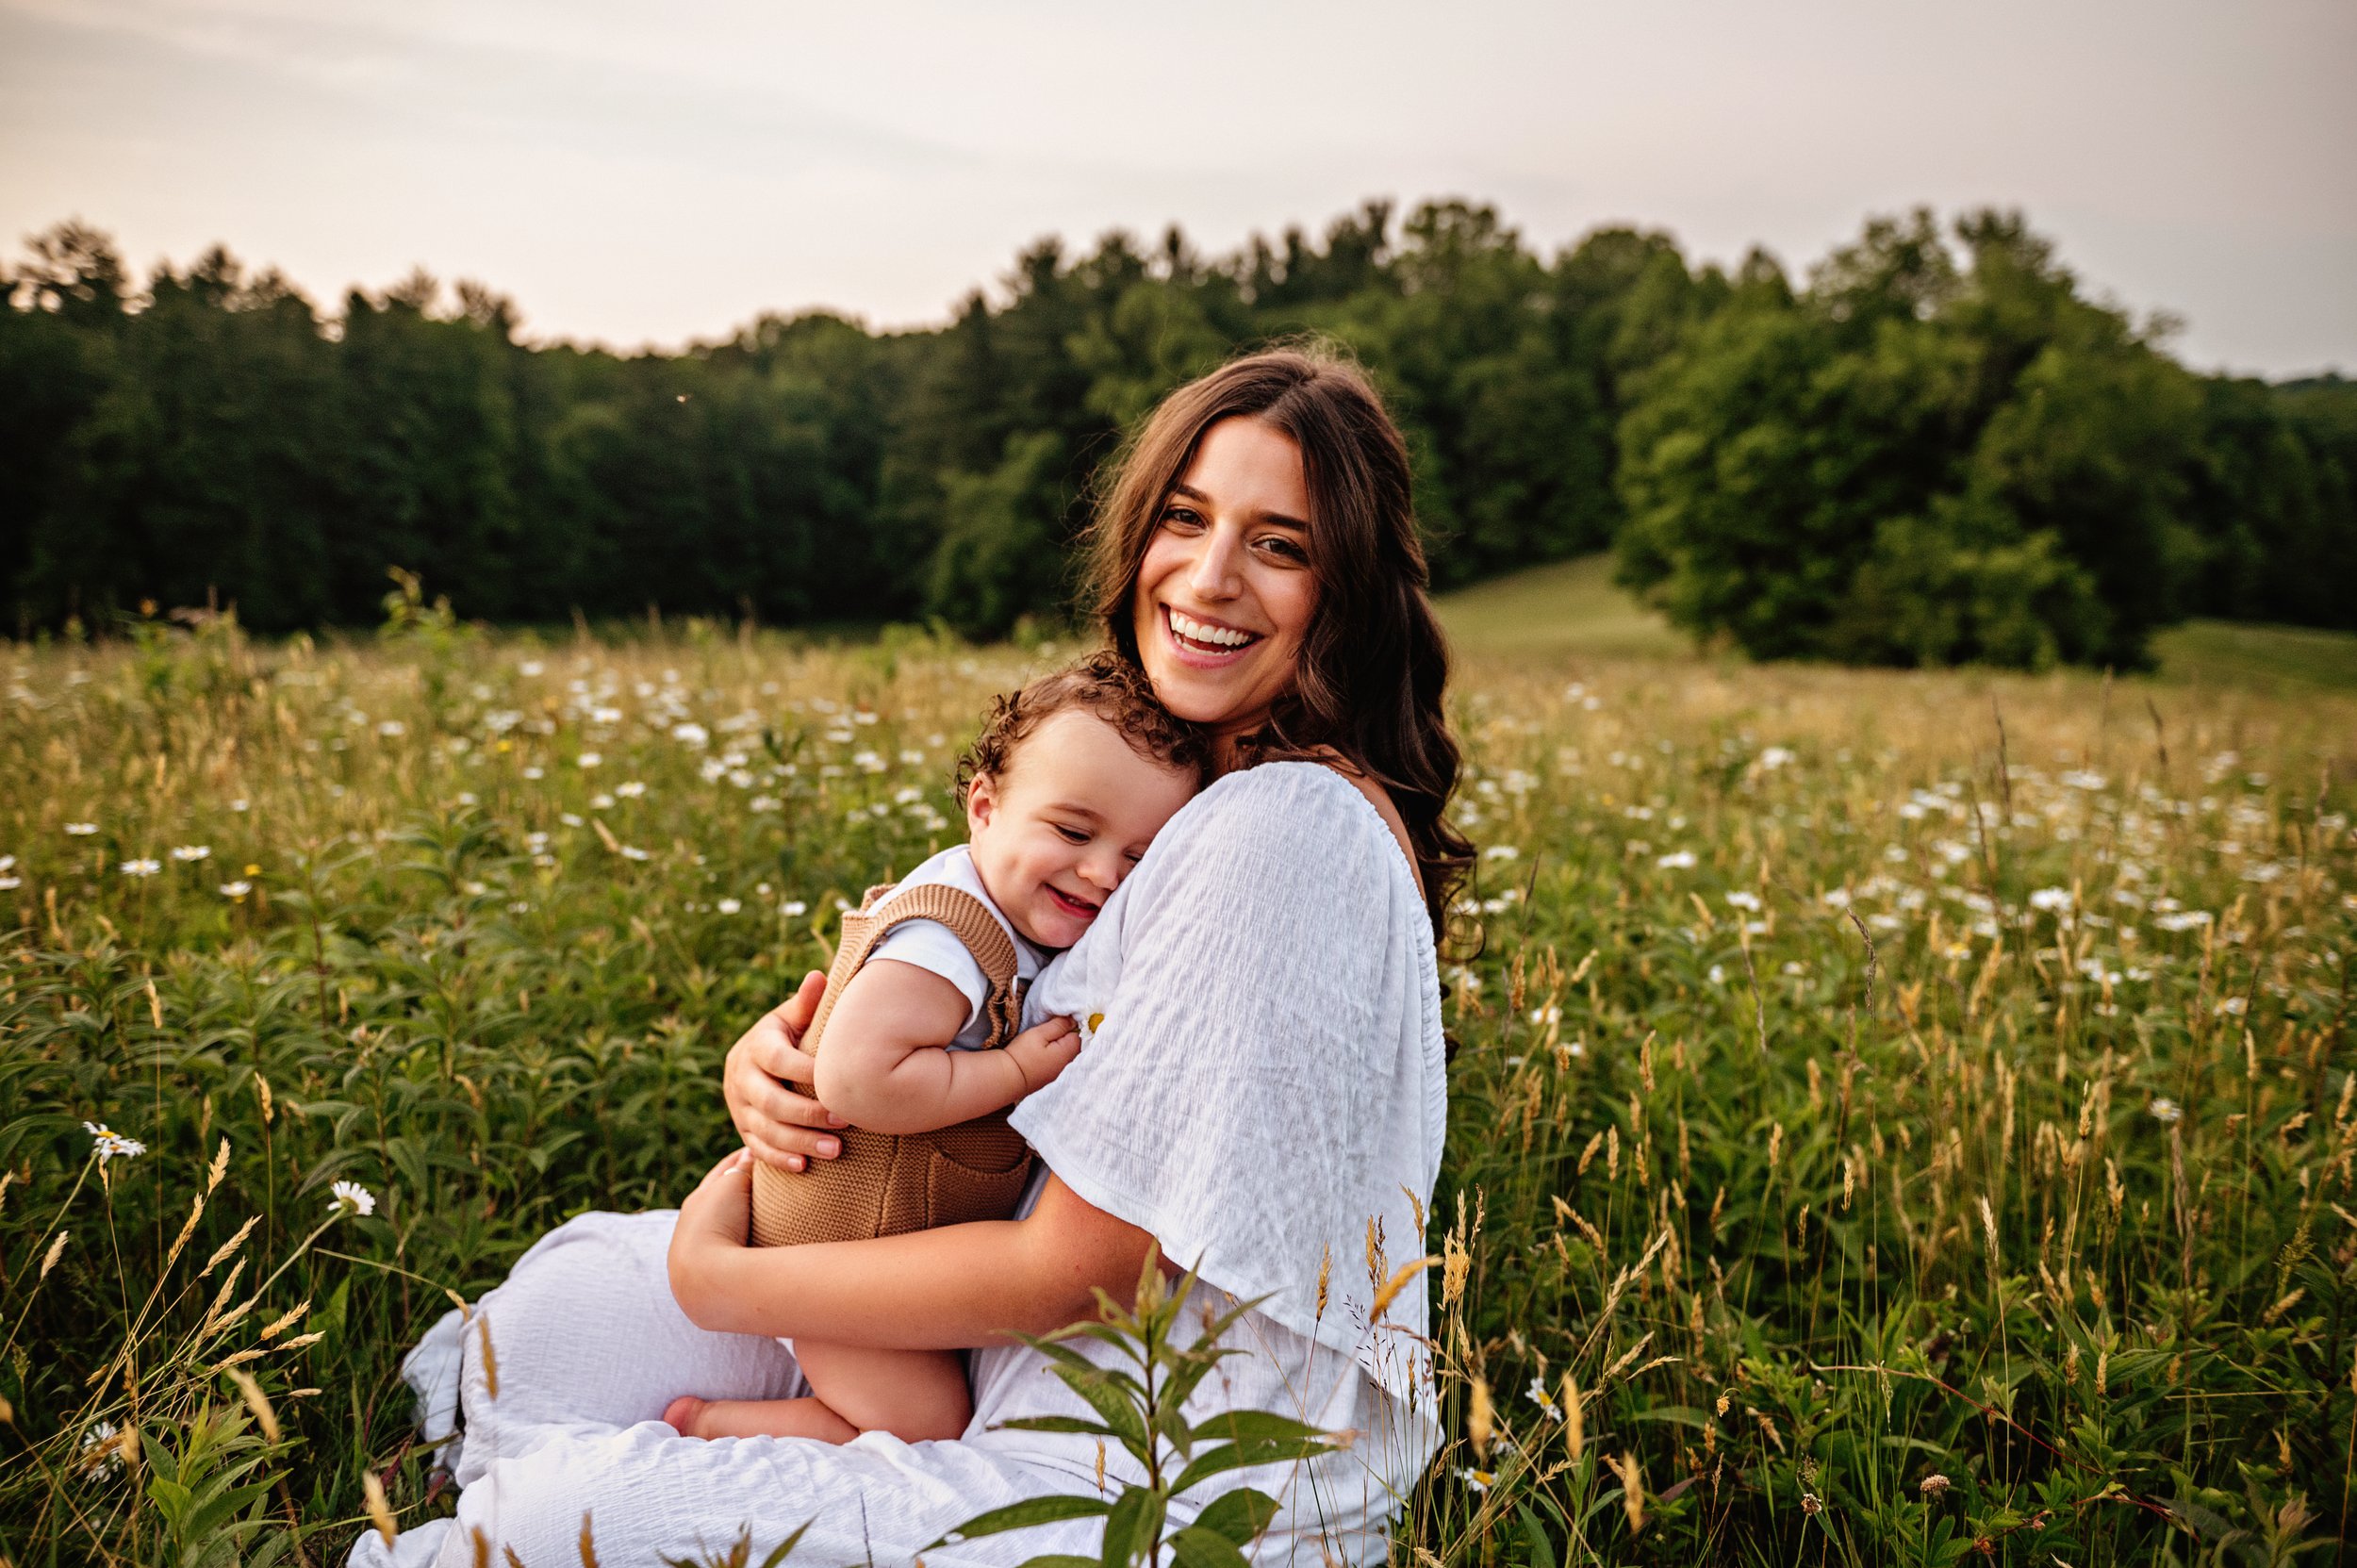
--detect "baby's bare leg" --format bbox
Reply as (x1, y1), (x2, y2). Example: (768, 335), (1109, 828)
(797, 1339), (972, 1442)
(663, 1392), (858, 1443)
(664, 1341), (970, 1444)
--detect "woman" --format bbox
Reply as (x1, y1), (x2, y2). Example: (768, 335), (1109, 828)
(353, 348), (1470, 1568)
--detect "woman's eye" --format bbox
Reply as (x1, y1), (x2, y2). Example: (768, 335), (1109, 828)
(1257, 536), (1310, 564)
(1053, 825), (1089, 845)
(1159, 505), (1204, 531)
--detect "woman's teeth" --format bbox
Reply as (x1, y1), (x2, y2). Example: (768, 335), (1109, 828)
(1168, 608), (1256, 650)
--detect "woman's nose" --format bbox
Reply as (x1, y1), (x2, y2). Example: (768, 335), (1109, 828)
(1186, 522), (1244, 599)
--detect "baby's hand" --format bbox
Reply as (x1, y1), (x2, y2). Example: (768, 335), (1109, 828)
(1005, 1015), (1082, 1096)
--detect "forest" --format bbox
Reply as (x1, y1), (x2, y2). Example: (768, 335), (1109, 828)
(4, 200), (2351, 667)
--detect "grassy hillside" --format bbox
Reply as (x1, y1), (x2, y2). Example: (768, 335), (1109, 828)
(1438, 554), (2357, 692)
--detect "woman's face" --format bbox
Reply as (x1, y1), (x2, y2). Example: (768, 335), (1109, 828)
(1129, 416), (1318, 743)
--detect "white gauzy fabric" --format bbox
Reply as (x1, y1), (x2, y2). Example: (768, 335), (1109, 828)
(1015, 761), (1448, 1406)
(865, 844), (1049, 1049)
(344, 760), (1445, 1568)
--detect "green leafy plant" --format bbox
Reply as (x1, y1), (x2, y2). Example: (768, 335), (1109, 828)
(930, 1249), (1333, 1568)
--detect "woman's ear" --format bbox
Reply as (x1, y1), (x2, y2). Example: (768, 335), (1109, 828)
(965, 772), (997, 839)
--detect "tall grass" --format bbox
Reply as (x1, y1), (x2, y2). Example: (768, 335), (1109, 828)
(1, 613), (2350, 1563)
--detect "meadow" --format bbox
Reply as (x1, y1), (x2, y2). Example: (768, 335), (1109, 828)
(2, 582), (2353, 1565)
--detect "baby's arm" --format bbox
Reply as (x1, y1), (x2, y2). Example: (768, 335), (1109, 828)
(811, 958), (1080, 1134)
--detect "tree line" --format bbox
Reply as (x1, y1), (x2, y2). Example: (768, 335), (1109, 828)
(4, 201), (2350, 667)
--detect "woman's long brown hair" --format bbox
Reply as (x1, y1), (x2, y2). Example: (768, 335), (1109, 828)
(1080, 345), (1473, 942)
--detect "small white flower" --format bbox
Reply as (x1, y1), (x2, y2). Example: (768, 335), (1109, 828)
(716, 898), (742, 915)
(2028, 886), (2073, 914)
(590, 792), (616, 811)
(618, 846), (651, 862)
(0, 876), (18, 890)
(0, 855), (12, 872)
(616, 781), (647, 800)
(781, 900), (808, 917)
(522, 766), (546, 780)
(64, 821), (98, 835)
(229, 798), (250, 812)
(1758, 746), (1796, 770)
(119, 857), (161, 877)
(671, 722), (710, 749)
(219, 881), (252, 899)
(519, 659), (544, 676)
(170, 845), (210, 862)
(1707, 964), (1726, 985)
(84, 1122), (146, 1164)
(1484, 845), (1520, 861)
(1457, 1466), (1493, 1494)
(2149, 1098), (2183, 1125)
(576, 751), (602, 769)
(1724, 890), (1762, 912)
(1525, 1377), (1562, 1421)
(78, 1420), (123, 1477)
(330, 1180), (376, 1216)
(1656, 850), (1698, 870)
(376, 719), (406, 737)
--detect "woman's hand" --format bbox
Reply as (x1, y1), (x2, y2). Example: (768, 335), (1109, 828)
(723, 971), (850, 1171)
(667, 1147), (755, 1332)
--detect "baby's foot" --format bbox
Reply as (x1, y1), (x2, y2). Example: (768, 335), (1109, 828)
(662, 1395), (709, 1437)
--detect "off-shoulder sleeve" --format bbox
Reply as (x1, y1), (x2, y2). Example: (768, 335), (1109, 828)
(1014, 762), (1444, 1398)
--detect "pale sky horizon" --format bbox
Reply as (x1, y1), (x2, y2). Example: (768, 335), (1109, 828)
(4, 0), (2350, 378)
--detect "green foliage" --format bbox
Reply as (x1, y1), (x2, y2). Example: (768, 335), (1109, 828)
(930, 1252), (1329, 1567)
(928, 431), (1072, 639)
(1615, 210), (2355, 668)
(9, 204), (2345, 656)
(0, 202), (1919, 643)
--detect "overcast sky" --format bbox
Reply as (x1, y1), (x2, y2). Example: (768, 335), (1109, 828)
(3, 0), (2349, 377)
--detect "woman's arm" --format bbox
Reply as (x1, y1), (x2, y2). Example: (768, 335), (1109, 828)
(668, 1149), (1156, 1347)
(812, 960), (1081, 1135)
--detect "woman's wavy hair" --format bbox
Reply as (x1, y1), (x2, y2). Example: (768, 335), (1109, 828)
(1080, 343), (1473, 942)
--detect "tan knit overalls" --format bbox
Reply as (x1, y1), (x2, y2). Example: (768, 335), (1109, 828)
(748, 882), (1037, 1247)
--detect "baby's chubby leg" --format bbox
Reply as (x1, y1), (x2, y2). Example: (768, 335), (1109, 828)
(665, 1341), (971, 1444)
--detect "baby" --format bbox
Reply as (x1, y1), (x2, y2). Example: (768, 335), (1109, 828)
(664, 652), (1207, 1444)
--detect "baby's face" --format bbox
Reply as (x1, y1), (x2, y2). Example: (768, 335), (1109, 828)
(965, 707), (1198, 949)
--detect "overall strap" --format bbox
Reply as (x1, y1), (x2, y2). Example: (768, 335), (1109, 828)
(829, 881), (1026, 1049)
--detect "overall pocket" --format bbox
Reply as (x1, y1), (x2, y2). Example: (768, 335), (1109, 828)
(924, 1138), (1035, 1228)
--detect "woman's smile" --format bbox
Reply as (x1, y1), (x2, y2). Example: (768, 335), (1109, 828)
(1159, 603), (1264, 664)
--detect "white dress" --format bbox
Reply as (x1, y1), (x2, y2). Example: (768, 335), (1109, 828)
(348, 763), (1445, 1568)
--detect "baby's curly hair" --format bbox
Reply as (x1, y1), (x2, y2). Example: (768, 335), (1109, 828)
(954, 651), (1211, 801)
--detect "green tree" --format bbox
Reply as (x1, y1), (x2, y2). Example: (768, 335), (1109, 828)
(1617, 208), (2206, 668)
(926, 431), (1070, 638)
